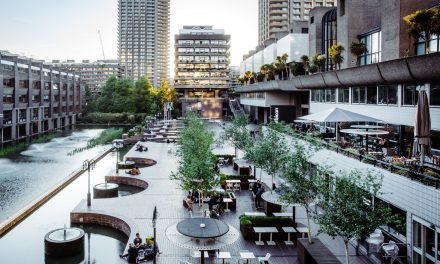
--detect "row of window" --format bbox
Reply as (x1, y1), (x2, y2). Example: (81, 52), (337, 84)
(241, 92), (266, 100)
(177, 47), (227, 54)
(177, 40), (228, 45)
(310, 84), (440, 106)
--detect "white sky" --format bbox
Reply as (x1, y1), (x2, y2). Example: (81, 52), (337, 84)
(0, 0), (258, 77)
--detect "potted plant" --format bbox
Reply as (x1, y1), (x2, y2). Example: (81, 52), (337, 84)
(350, 41), (367, 66)
(311, 53), (326, 72)
(403, 8), (436, 55)
(239, 215), (253, 239)
(329, 43), (345, 70)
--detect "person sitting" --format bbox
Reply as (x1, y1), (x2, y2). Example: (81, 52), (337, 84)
(130, 167), (140, 175)
(120, 243), (138, 263)
(135, 144), (144, 152)
(133, 233), (142, 247)
(138, 239), (161, 263)
(208, 196), (218, 211)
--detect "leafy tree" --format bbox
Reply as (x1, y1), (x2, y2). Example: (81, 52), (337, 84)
(278, 138), (324, 243)
(300, 55), (310, 74)
(350, 41), (368, 66)
(96, 77), (135, 113)
(289, 61), (306, 76)
(171, 113), (218, 205)
(273, 53), (289, 80)
(329, 43), (345, 70)
(311, 53), (326, 72)
(315, 170), (398, 264)
(247, 122), (289, 189)
(132, 76), (154, 114)
(260, 64), (273, 81)
(225, 114), (252, 157)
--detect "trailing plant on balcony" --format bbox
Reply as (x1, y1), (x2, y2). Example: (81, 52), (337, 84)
(350, 41), (367, 66)
(329, 43), (345, 70)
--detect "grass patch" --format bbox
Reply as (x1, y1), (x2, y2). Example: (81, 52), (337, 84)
(0, 143), (27, 157)
(32, 133), (57, 144)
(68, 128), (124, 156)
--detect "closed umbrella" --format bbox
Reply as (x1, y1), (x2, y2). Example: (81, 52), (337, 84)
(412, 90), (432, 166)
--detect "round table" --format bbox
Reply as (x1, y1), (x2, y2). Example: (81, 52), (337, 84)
(168, 218), (238, 264)
(350, 125), (384, 129)
(176, 218), (229, 239)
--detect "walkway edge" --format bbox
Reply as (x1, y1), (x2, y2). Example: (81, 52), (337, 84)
(0, 147), (114, 238)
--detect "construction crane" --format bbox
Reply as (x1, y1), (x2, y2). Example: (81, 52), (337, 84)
(98, 30), (106, 60)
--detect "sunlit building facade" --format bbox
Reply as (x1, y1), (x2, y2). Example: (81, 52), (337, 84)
(174, 26), (231, 118)
(118, 0), (170, 87)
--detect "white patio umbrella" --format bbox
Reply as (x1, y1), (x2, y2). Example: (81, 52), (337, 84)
(412, 90), (432, 166)
(298, 108), (383, 141)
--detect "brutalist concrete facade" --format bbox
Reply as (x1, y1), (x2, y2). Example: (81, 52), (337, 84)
(0, 51), (84, 146)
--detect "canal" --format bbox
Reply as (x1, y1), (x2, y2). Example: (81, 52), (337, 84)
(0, 128), (136, 263)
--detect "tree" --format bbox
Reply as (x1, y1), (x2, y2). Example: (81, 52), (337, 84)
(225, 114), (252, 157)
(171, 113), (218, 206)
(350, 41), (368, 66)
(311, 53), (326, 72)
(278, 140), (325, 244)
(315, 170), (398, 264)
(300, 55), (310, 74)
(132, 76), (154, 114)
(96, 77), (135, 113)
(244, 71), (253, 85)
(260, 64), (273, 81)
(329, 43), (345, 70)
(248, 122), (289, 190)
(273, 53), (289, 80)
(404, 8), (436, 55)
(289, 61), (306, 76)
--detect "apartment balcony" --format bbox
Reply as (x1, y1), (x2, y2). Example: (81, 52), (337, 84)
(18, 103), (28, 108)
(32, 89), (40, 95)
(52, 102), (59, 107)
(17, 118), (27, 124)
(269, 21), (289, 27)
(18, 88), (28, 95)
(3, 119), (12, 126)
(31, 116), (39, 122)
(175, 84), (230, 89)
(3, 88), (14, 95)
(32, 102), (41, 107)
(269, 3), (288, 9)
(2, 103), (14, 110)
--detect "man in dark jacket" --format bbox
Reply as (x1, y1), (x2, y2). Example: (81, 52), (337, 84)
(255, 186), (265, 208)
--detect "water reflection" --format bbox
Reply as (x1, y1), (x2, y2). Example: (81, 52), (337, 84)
(44, 224), (128, 264)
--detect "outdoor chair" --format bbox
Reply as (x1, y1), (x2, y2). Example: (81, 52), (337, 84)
(258, 253), (271, 263)
(233, 183), (241, 191)
(226, 183), (233, 191)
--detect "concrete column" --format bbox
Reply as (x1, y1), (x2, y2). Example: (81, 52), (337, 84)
(11, 110), (17, 140)
(264, 108), (268, 124)
(25, 108), (30, 136)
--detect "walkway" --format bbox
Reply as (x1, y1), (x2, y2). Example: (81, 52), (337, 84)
(70, 122), (371, 263)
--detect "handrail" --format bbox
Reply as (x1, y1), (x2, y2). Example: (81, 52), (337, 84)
(292, 131), (440, 189)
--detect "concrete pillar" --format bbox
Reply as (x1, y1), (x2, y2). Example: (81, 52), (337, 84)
(25, 108), (30, 136)
(264, 108), (268, 124)
(11, 110), (17, 140)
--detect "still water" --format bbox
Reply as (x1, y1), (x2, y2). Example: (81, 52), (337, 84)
(0, 129), (139, 263)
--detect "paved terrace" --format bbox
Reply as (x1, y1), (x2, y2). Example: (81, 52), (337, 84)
(70, 123), (371, 263)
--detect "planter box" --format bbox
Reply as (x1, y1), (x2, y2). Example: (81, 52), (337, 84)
(297, 238), (340, 264)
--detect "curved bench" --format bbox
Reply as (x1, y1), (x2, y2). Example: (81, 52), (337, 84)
(125, 157), (157, 167)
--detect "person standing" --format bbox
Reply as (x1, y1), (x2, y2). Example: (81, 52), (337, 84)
(185, 195), (193, 212)
(255, 186), (265, 209)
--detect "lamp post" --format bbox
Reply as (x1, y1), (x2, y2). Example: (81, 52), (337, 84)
(112, 139), (124, 174)
(83, 159), (96, 207)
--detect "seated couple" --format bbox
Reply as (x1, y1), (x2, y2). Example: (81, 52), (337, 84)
(120, 233), (160, 263)
(135, 144), (148, 152)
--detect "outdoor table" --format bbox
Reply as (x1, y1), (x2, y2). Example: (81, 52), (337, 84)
(225, 179), (241, 183)
(295, 227), (309, 238)
(239, 251), (255, 264)
(223, 198), (233, 212)
(282, 227), (297, 245)
(170, 218), (233, 264)
(253, 227), (278, 246)
(366, 237), (383, 253)
(233, 159), (251, 175)
(341, 128), (389, 152)
(244, 212), (266, 217)
(217, 251), (231, 264)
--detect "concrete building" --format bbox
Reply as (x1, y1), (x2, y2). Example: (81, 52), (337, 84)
(52, 60), (123, 95)
(118, 0), (170, 87)
(238, 1), (440, 262)
(0, 51), (84, 146)
(258, 0), (336, 45)
(174, 26), (230, 118)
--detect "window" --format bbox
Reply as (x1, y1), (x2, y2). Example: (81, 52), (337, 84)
(367, 86), (377, 104)
(325, 89), (336, 102)
(430, 82), (440, 106)
(340, 0), (345, 16)
(321, 9), (337, 71)
(352, 87), (366, 103)
(338, 88), (349, 103)
(403, 84), (420, 106)
(311, 89), (325, 102)
(416, 34), (440, 55)
(360, 30), (381, 65)
(378, 85), (398, 105)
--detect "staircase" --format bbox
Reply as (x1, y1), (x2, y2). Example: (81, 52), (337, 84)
(229, 99), (245, 118)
